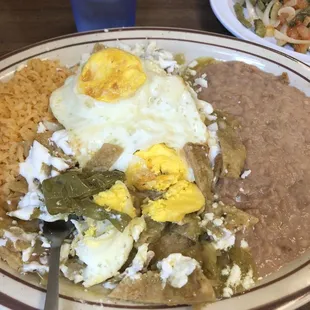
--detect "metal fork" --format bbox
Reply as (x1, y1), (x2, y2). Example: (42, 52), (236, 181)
(43, 219), (76, 310)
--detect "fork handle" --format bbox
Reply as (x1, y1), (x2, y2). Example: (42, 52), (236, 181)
(44, 245), (61, 310)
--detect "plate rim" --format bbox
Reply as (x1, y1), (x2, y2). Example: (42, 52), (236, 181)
(0, 26), (310, 310)
(0, 26), (309, 70)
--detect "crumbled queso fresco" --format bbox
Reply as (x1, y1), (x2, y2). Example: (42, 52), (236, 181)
(200, 210), (236, 251)
(7, 136), (72, 222)
(194, 73), (208, 89)
(222, 264), (255, 298)
(157, 253), (199, 288)
(241, 169), (252, 179)
(50, 130), (75, 156)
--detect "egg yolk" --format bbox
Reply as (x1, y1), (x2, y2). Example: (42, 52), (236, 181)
(93, 181), (136, 218)
(78, 48), (146, 102)
(84, 225), (97, 237)
(142, 180), (205, 222)
(126, 144), (188, 191)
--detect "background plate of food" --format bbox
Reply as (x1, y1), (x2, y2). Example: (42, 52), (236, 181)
(0, 27), (310, 310)
(210, 0), (310, 64)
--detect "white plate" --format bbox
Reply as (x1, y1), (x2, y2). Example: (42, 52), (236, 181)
(210, 0), (310, 64)
(0, 27), (310, 310)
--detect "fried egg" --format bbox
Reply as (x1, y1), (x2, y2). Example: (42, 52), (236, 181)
(78, 48), (146, 102)
(93, 181), (136, 218)
(50, 48), (210, 169)
(125, 143), (192, 191)
(142, 180), (205, 222)
(73, 217), (145, 287)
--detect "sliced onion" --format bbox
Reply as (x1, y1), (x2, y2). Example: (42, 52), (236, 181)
(273, 20), (281, 27)
(277, 39), (287, 46)
(277, 24), (288, 46)
(245, 0), (258, 22)
(303, 16), (310, 27)
(274, 29), (310, 44)
(278, 7), (296, 22)
(283, 0), (297, 7)
(263, 0), (276, 26)
(280, 23), (288, 34)
(255, 5), (264, 20)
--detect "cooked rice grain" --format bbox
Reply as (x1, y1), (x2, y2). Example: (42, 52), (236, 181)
(0, 59), (71, 203)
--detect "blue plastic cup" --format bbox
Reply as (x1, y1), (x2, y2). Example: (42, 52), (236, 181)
(70, 0), (136, 32)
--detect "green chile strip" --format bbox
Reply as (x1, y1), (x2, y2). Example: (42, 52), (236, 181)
(234, 3), (252, 28)
(254, 19), (267, 37)
(42, 170), (131, 231)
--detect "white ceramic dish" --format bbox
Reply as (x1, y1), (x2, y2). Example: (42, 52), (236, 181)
(0, 27), (310, 310)
(210, 0), (310, 64)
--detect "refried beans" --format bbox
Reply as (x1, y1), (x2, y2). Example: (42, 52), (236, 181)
(197, 61), (310, 276)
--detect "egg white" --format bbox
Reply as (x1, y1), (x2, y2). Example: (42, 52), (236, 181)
(71, 217), (146, 287)
(50, 59), (210, 170)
